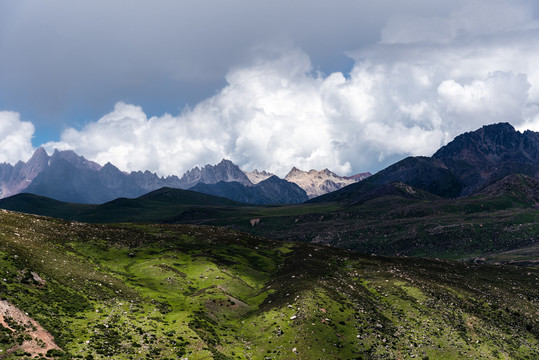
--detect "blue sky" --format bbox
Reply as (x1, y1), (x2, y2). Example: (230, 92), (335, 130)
(2, 0), (539, 176)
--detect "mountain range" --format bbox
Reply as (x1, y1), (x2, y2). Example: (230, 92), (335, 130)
(0, 150), (369, 204)
(2, 122), (536, 262)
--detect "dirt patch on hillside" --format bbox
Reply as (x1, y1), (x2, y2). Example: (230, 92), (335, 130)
(0, 300), (61, 358)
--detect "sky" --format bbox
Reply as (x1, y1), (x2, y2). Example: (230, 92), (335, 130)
(2, 0), (539, 177)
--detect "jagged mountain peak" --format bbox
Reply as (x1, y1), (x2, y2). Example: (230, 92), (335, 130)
(433, 122), (539, 164)
(252, 169), (272, 176)
(180, 159), (252, 188)
(101, 162), (120, 171)
(29, 146), (49, 160)
(50, 149), (102, 171)
(286, 166), (302, 176)
(285, 166), (363, 198)
(243, 168), (274, 184)
(216, 159), (235, 166)
(25, 147), (49, 168)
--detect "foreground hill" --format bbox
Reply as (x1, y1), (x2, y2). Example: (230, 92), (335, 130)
(0, 210), (537, 359)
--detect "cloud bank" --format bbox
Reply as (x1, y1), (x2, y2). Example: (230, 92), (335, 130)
(5, 0), (539, 176)
(44, 46), (538, 177)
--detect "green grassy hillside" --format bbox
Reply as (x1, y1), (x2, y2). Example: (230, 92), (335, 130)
(0, 210), (538, 359)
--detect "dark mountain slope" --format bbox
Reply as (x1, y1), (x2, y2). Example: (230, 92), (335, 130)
(190, 175), (308, 204)
(254, 175), (309, 203)
(477, 173), (539, 207)
(311, 123), (539, 203)
(137, 186), (243, 205)
(432, 122), (539, 195)
(347, 181), (442, 205)
(0, 193), (89, 219)
(310, 156), (461, 203)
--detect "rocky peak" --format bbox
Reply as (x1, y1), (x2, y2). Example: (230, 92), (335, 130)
(27, 147), (49, 164)
(180, 159), (252, 188)
(243, 169), (274, 184)
(99, 162), (123, 176)
(216, 159), (235, 167)
(253, 169), (271, 176)
(22, 148), (50, 177)
(433, 122), (539, 165)
(50, 149), (102, 171)
(285, 167), (302, 177)
(285, 167), (363, 198)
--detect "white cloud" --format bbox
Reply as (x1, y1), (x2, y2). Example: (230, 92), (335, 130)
(437, 72), (530, 123)
(27, 1), (539, 177)
(0, 111), (35, 164)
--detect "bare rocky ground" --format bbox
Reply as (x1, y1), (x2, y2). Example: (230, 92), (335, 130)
(0, 300), (61, 358)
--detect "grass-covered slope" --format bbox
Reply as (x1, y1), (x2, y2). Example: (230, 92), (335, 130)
(0, 210), (538, 359)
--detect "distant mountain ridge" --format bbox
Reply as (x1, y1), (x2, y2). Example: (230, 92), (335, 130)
(0, 149), (365, 204)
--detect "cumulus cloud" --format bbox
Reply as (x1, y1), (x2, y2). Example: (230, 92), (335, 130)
(41, 45), (533, 177)
(25, 0), (539, 176)
(0, 111), (35, 164)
